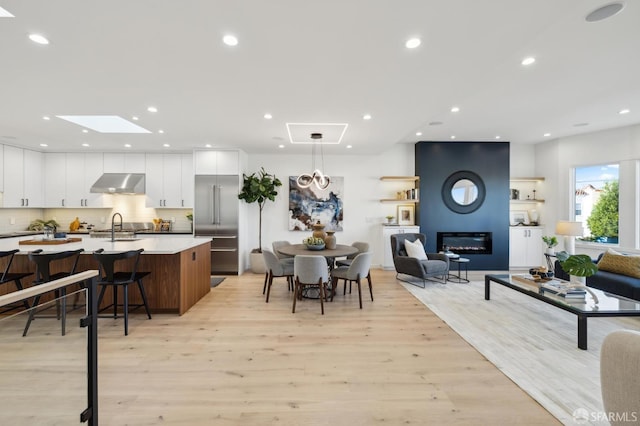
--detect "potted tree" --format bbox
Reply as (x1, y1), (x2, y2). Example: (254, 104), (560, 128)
(238, 167), (282, 273)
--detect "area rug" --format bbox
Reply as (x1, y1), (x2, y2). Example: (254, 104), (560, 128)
(401, 279), (640, 425)
(210, 277), (225, 287)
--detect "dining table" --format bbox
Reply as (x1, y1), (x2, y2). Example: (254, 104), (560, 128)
(276, 243), (359, 299)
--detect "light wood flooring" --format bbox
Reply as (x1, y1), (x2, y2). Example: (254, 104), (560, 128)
(1, 269), (559, 425)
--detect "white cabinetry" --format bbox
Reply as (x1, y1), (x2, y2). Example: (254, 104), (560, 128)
(2, 146), (43, 207)
(67, 153), (111, 207)
(382, 225), (420, 270)
(194, 150), (239, 175)
(145, 153), (193, 208)
(44, 153), (112, 208)
(103, 153), (146, 173)
(509, 227), (543, 268)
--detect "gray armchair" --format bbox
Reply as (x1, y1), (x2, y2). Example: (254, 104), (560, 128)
(390, 233), (449, 286)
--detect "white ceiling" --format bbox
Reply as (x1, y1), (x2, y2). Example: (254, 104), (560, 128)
(1, 0), (639, 156)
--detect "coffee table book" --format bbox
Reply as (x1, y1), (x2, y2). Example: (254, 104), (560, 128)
(511, 274), (586, 298)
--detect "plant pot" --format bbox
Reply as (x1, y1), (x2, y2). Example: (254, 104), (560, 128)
(250, 251), (266, 274)
(545, 247), (555, 255)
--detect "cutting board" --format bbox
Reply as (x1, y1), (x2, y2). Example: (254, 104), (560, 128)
(19, 237), (83, 245)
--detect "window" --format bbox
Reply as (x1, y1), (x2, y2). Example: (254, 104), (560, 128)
(574, 164), (619, 244)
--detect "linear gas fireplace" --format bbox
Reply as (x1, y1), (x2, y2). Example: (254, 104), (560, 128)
(436, 232), (492, 255)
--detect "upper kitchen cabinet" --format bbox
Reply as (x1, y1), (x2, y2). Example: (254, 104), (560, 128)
(194, 150), (239, 175)
(145, 153), (193, 208)
(103, 153), (146, 173)
(2, 146), (44, 207)
(44, 153), (113, 208)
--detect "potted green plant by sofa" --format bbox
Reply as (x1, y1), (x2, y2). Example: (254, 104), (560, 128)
(541, 235), (558, 255)
(556, 251), (598, 282)
(238, 167), (282, 273)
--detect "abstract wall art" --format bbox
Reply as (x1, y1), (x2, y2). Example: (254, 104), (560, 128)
(288, 176), (343, 231)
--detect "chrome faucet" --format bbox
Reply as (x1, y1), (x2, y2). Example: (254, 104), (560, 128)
(111, 212), (123, 242)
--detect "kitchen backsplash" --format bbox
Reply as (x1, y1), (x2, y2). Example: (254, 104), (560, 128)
(0, 195), (193, 233)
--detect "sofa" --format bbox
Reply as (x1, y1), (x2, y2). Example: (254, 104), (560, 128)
(554, 250), (640, 301)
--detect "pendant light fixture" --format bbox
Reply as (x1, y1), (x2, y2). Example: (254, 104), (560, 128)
(296, 132), (331, 190)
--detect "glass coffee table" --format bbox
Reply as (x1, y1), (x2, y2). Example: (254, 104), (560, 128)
(485, 273), (640, 350)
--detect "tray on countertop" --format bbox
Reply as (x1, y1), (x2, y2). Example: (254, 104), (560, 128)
(19, 237), (83, 245)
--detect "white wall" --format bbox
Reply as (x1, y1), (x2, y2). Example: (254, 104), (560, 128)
(535, 124), (640, 256)
(242, 144), (416, 268)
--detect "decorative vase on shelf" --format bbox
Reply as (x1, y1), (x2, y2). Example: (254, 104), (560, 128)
(312, 220), (327, 240)
(325, 231), (336, 249)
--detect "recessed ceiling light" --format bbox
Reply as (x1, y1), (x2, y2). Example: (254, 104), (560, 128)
(82, 143), (90, 147)
(363, 114), (372, 120)
(124, 144), (131, 148)
(264, 113), (273, 120)
(450, 106), (460, 113)
(619, 108), (630, 115)
(0, 6), (15, 17)
(586, 2), (624, 22)
(58, 115), (152, 133)
(544, 133), (551, 137)
(405, 38), (421, 49)
(521, 56), (536, 66)
(147, 106), (158, 113)
(346, 145), (353, 149)
(223, 35), (238, 46)
(29, 34), (49, 45)
(416, 132), (422, 136)
(278, 144), (285, 149)
(39, 143), (48, 147)
(205, 144), (212, 148)
(495, 136), (501, 139)
(42, 116), (50, 120)
(132, 116), (139, 121)
(450, 135), (456, 139)
(158, 129), (164, 134)
(163, 143), (170, 148)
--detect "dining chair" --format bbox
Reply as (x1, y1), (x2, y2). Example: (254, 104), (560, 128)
(293, 255), (329, 315)
(330, 252), (373, 309)
(0, 249), (33, 314)
(93, 248), (152, 336)
(262, 249), (294, 303)
(335, 242), (371, 293)
(272, 241), (295, 264)
(23, 248), (84, 337)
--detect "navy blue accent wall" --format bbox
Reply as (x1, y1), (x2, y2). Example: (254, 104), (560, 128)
(415, 142), (510, 270)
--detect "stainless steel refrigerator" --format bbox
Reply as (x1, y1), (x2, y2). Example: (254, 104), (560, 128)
(194, 175), (239, 275)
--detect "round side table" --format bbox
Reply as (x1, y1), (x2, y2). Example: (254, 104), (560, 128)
(448, 257), (470, 283)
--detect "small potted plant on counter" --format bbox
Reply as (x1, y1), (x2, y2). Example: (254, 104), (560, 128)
(385, 215), (395, 224)
(542, 235), (558, 255)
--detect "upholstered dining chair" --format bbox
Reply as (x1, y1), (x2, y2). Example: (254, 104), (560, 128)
(293, 255), (329, 315)
(262, 249), (294, 303)
(93, 248), (152, 336)
(272, 241), (295, 264)
(600, 329), (640, 424)
(335, 242), (371, 293)
(330, 252), (373, 309)
(390, 233), (449, 286)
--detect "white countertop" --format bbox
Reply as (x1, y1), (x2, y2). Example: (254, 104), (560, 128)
(2, 235), (213, 255)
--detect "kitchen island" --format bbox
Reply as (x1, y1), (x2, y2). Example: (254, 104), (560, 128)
(1, 236), (213, 315)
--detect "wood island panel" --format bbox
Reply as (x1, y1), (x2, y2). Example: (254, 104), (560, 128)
(8, 240), (211, 315)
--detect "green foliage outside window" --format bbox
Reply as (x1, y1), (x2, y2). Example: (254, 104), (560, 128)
(586, 180), (619, 240)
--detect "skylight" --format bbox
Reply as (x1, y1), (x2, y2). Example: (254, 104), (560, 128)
(56, 115), (151, 133)
(0, 6), (14, 17)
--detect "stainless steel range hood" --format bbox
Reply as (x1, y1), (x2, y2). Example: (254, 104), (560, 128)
(90, 173), (146, 194)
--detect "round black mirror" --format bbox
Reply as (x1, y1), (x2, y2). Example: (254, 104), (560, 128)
(442, 171), (486, 214)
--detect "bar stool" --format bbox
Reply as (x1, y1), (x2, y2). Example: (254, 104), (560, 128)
(93, 248), (152, 335)
(0, 249), (32, 314)
(23, 248), (84, 337)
